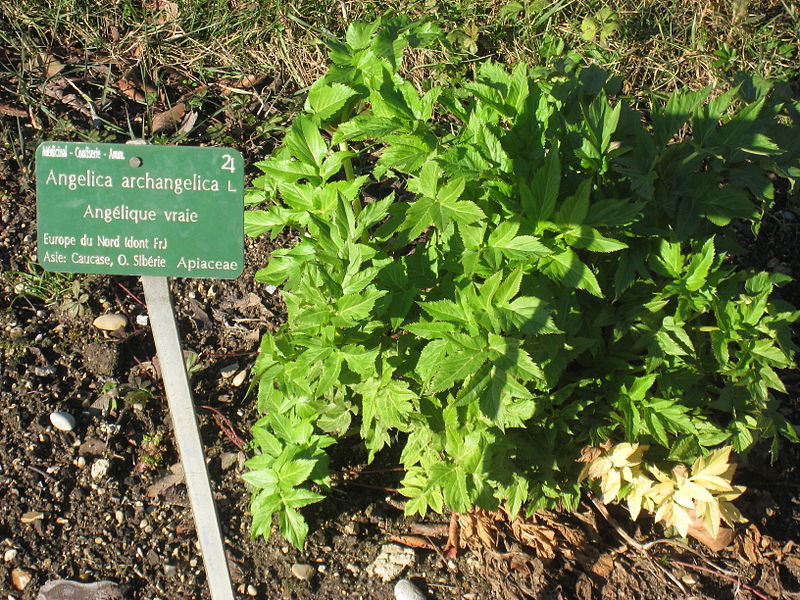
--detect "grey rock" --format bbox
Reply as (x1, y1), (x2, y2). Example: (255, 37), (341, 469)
(290, 563), (315, 580)
(50, 411), (76, 432)
(35, 579), (125, 600)
(366, 543), (416, 583)
(90, 459), (110, 480)
(395, 578), (427, 600)
(92, 314), (127, 331)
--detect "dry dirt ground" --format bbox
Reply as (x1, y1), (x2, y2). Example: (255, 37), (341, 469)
(2, 40), (800, 600)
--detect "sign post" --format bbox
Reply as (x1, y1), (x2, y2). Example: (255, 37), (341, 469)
(36, 141), (244, 600)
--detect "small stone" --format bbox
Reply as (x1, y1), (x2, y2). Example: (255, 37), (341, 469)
(21, 511), (44, 524)
(220, 363), (239, 378)
(231, 370), (247, 387)
(75, 456), (87, 468)
(291, 563), (315, 581)
(91, 459), (110, 480)
(93, 314), (127, 331)
(35, 579), (124, 600)
(11, 568), (32, 591)
(246, 584), (257, 596)
(265, 284), (278, 295)
(34, 366), (56, 377)
(366, 544), (415, 583)
(49, 411), (76, 432)
(135, 314), (149, 326)
(4, 548), (18, 562)
(163, 564), (177, 578)
(395, 578), (427, 600)
(220, 452), (239, 471)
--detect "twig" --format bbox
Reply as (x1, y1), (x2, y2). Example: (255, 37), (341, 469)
(339, 481), (398, 493)
(588, 496), (647, 553)
(587, 496), (687, 594)
(643, 538), (738, 576)
(27, 464), (59, 484)
(198, 405), (246, 450)
(117, 281), (146, 307)
(670, 559), (771, 600)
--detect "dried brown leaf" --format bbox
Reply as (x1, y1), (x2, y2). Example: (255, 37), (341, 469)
(578, 445), (604, 463)
(476, 516), (498, 549)
(153, 0), (180, 25)
(408, 523), (449, 537)
(0, 105), (27, 118)
(176, 110), (198, 136)
(511, 520), (557, 559)
(388, 535), (436, 551)
(118, 78), (145, 102)
(686, 508), (734, 551)
(37, 53), (65, 78)
(151, 102), (186, 133)
(589, 552), (614, 578)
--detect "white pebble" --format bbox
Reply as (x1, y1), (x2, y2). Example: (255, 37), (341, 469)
(395, 578), (427, 600)
(91, 458), (110, 480)
(93, 314), (128, 331)
(50, 411), (76, 432)
(3, 548), (18, 562)
(136, 314), (149, 326)
(220, 363), (239, 378)
(265, 284), (277, 294)
(231, 370), (247, 387)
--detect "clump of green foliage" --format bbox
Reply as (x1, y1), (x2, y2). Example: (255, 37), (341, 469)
(243, 17), (800, 549)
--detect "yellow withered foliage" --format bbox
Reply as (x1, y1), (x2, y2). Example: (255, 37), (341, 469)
(580, 444), (747, 539)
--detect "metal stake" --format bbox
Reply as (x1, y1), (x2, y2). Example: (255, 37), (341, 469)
(141, 275), (235, 600)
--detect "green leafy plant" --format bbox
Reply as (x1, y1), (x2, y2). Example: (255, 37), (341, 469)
(137, 432), (166, 471)
(244, 17), (799, 550)
(60, 280), (90, 318)
(580, 7), (620, 45)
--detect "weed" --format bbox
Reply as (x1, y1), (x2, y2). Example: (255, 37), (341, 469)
(137, 432), (166, 471)
(59, 280), (90, 318)
(5, 261), (75, 305)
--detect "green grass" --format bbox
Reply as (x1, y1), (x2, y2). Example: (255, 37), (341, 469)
(0, 0), (797, 161)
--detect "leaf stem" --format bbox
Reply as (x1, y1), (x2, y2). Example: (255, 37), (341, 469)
(669, 559), (770, 600)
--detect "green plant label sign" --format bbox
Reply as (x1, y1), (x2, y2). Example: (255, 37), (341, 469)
(35, 142), (244, 279)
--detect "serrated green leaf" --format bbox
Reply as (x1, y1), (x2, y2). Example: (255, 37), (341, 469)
(541, 248), (603, 297)
(419, 299), (469, 323)
(495, 267), (523, 305)
(555, 179), (591, 226)
(429, 350), (488, 394)
(278, 458), (317, 489)
(279, 506), (309, 550)
(685, 237), (715, 291)
(417, 339), (449, 383)
(306, 82), (358, 123)
(241, 468), (278, 490)
(332, 116), (404, 144)
(375, 134), (432, 175)
(285, 114), (327, 167)
(751, 339), (790, 367)
(564, 226), (628, 252)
